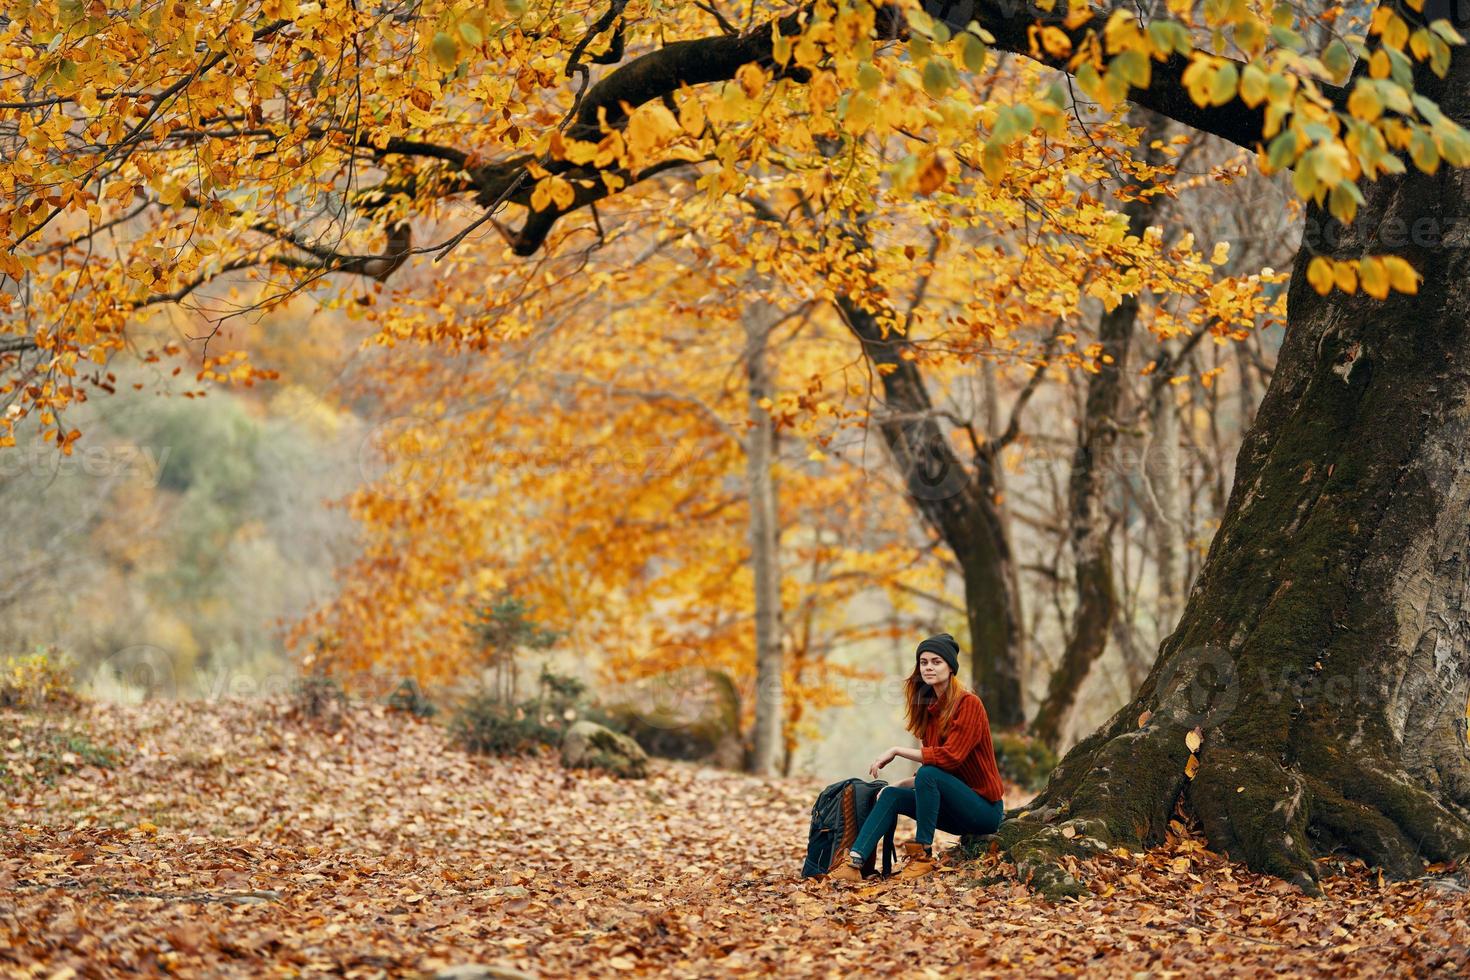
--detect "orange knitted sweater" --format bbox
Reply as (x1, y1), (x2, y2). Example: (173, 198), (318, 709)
(921, 691), (1005, 803)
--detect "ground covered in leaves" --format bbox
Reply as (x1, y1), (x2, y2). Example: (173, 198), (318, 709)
(3, 699), (1468, 978)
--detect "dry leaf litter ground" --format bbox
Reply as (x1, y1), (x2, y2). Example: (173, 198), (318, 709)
(3, 698), (1468, 978)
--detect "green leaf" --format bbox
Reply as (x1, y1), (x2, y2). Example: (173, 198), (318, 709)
(1329, 182), (1361, 223)
(1302, 121), (1335, 143)
(1378, 152), (1407, 175)
(1379, 81), (1412, 115)
(457, 21), (483, 46)
(1075, 61), (1102, 97)
(431, 31), (458, 71)
(1429, 18), (1466, 44)
(1269, 25), (1304, 50)
(1413, 93), (1447, 126)
(1322, 40), (1352, 82)
(1209, 63), (1239, 105)
(1385, 45), (1415, 88)
(1147, 20), (1175, 54)
(1410, 129), (1440, 172)
(1439, 127), (1470, 167)
(1430, 35), (1452, 78)
(1267, 73), (1293, 104)
(1266, 130), (1299, 170)
(962, 33), (988, 74)
(922, 58), (954, 98)
(990, 106), (1018, 143)
(1112, 50), (1149, 88)
(1292, 152), (1319, 197)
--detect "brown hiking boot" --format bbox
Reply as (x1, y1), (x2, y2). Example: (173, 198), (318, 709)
(895, 841), (938, 882)
(827, 857), (864, 883)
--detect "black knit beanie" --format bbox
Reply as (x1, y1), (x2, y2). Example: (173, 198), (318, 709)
(915, 632), (960, 676)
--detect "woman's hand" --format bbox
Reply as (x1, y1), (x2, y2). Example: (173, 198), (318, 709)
(893, 776), (915, 789)
(868, 747), (898, 779)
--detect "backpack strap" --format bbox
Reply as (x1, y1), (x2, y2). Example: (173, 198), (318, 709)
(882, 829), (895, 877)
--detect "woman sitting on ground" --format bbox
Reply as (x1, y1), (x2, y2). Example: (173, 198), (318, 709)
(830, 632), (1007, 883)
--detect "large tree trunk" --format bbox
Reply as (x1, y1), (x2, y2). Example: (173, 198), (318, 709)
(835, 295), (1027, 728)
(743, 302), (785, 776)
(982, 47), (1470, 898)
(1031, 109), (1169, 749)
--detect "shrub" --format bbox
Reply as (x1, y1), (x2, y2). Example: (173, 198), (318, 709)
(450, 694), (559, 756)
(385, 678), (437, 718)
(451, 666), (623, 757)
(992, 730), (1059, 792)
(289, 672), (347, 730)
(1, 649), (79, 711)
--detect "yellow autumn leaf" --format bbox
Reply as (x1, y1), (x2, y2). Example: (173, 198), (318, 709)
(1358, 256), (1390, 299)
(1347, 82), (1384, 122)
(624, 103), (682, 167)
(1239, 63), (1267, 107)
(530, 175), (576, 212)
(736, 62), (766, 99)
(1307, 256), (1335, 294)
(1382, 255), (1420, 293)
(677, 92), (705, 136)
(1181, 57), (1214, 108)
(916, 150), (950, 195)
(1040, 26), (1072, 58)
(844, 92), (877, 134)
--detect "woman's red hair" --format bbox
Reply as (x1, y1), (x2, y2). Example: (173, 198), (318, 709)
(903, 662), (970, 741)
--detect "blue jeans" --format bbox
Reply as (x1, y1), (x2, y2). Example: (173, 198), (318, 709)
(850, 764), (1004, 861)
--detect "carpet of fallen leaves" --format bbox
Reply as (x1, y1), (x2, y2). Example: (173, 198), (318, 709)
(3, 698), (1469, 978)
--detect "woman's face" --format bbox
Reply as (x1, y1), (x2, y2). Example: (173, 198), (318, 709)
(918, 651), (951, 687)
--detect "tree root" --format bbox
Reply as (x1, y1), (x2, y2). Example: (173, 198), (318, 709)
(1190, 748), (1322, 895)
(960, 730), (1470, 903)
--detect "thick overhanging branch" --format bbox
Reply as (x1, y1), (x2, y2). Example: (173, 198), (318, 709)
(921, 0), (1285, 147)
(470, 0), (1298, 255)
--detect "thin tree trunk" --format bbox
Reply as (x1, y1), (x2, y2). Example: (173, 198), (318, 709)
(744, 302), (784, 776)
(982, 357), (1029, 686)
(1031, 108), (1169, 749)
(1145, 339), (1187, 640)
(835, 294), (1027, 728)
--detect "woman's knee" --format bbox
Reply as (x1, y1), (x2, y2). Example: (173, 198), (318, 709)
(914, 764), (942, 785)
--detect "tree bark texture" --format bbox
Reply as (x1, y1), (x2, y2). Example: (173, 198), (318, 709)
(977, 42), (1470, 899)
